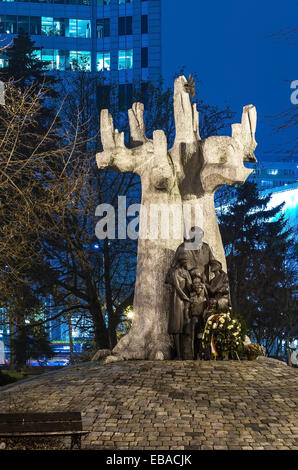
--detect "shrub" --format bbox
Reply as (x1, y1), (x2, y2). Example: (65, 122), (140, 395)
(244, 343), (264, 360)
(0, 371), (18, 387)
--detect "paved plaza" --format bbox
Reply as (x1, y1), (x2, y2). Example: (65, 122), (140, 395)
(0, 358), (297, 450)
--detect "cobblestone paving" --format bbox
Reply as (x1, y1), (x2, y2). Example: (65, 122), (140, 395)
(0, 358), (297, 450)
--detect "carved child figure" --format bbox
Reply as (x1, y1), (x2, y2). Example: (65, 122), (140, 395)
(188, 271), (209, 359)
(168, 254), (192, 359)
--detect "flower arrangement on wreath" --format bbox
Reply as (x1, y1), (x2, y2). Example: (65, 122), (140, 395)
(244, 343), (264, 360)
(202, 308), (246, 359)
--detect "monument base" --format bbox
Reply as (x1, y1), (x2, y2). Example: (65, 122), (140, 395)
(0, 358), (296, 450)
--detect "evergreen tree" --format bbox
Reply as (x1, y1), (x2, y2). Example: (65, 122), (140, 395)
(12, 324), (54, 370)
(9, 284), (54, 369)
(0, 30), (57, 95)
(0, 31), (60, 132)
(219, 181), (295, 355)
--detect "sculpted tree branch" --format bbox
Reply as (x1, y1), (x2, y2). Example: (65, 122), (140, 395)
(96, 75), (257, 360)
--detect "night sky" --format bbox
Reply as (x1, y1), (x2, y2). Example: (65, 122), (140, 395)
(161, 0), (297, 162)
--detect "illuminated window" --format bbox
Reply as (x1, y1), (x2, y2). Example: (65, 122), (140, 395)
(35, 48), (92, 71)
(41, 17), (53, 36)
(53, 18), (65, 36)
(69, 51), (91, 71)
(0, 54), (8, 68)
(68, 19), (77, 37)
(97, 52), (110, 71)
(53, 50), (67, 70)
(42, 17), (66, 36)
(267, 169), (278, 175)
(33, 49), (41, 61)
(77, 19), (91, 38)
(40, 48), (55, 69)
(118, 49), (133, 70)
(66, 19), (91, 38)
(40, 49), (68, 71)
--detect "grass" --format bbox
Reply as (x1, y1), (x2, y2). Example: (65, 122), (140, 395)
(0, 370), (38, 386)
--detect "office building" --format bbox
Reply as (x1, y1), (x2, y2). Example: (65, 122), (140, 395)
(0, 0), (162, 106)
(249, 159), (298, 190)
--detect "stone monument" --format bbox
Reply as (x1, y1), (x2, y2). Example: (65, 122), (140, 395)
(96, 75), (257, 360)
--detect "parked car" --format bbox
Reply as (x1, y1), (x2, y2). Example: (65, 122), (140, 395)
(45, 357), (70, 367)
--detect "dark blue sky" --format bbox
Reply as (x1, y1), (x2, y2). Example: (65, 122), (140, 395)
(161, 0), (297, 162)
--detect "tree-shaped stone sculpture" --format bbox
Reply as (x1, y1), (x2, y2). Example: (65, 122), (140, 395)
(96, 75), (257, 360)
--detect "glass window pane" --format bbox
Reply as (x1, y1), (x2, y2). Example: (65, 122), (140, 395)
(53, 18), (65, 36)
(77, 51), (91, 70)
(68, 19), (77, 37)
(96, 18), (109, 38)
(70, 50), (91, 71)
(0, 16), (6, 35)
(77, 19), (91, 38)
(4, 16), (17, 34)
(17, 16), (29, 34)
(97, 52), (110, 71)
(30, 16), (41, 35)
(0, 54), (8, 69)
(118, 49), (133, 70)
(141, 15), (148, 34)
(118, 16), (132, 36)
(141, 47), (148, 68)
(41, 17), (53, 36)
(41, 48), (54, 69)
(96, 84), (110, 109)
(53, 49), (66, 70)
(119, 83), (133, 110)
(33, 49), (41, 60)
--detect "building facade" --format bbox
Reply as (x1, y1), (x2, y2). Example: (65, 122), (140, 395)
(249, 159), (298, 190)
(0, 0), (162, 106)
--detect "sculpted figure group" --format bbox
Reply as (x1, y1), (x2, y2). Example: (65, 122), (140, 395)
(166, 227), (231, 360)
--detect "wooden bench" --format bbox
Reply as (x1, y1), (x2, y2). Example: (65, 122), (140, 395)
(0, 412), (88, 449)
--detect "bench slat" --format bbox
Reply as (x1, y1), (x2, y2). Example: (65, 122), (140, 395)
(0, 431), (88, 437)
(0, 412), (81, 424)
(0, 422), (82, 434)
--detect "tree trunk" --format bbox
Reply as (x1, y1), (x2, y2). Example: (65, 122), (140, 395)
(103, 239), (117, 349)
(287, 338), (292, 366)
(68, 312), (75, 364)
(89, 301), (109, 350)
(15, 314), (27, 371)
(9, 313), (15, 370)
(113, 174), (183, 360)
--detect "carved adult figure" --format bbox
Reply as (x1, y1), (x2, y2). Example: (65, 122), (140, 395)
(207, 260), (231, 309)
(96, 75), (257, 360)
(170, 227), (216, 284)
(168, 253), (192, 359)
